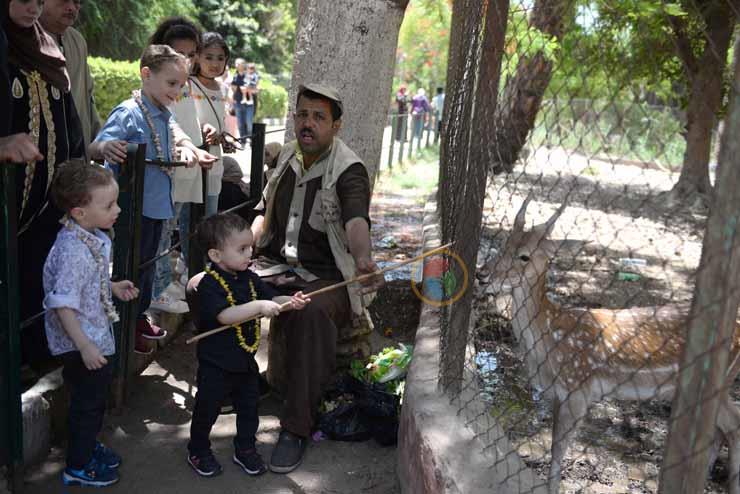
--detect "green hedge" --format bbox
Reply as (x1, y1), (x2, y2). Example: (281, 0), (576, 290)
(89, 57), (140, 119)
(89, 56), (288, 121)
(255, 74), (288, 121)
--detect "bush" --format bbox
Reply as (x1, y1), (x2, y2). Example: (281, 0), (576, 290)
(255, 74), (288, 120)
(89, 57), (140, 119)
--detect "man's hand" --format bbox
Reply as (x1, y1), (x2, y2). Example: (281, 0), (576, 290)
(0, 134), (42, 163)
(194, 147), (217, 170)
(286, 291), (311, 311)
(112, 280), (139, 301)
(202, 124), (219, 146)
(355, 257), (384, 295)
(80, 341), (108, 370)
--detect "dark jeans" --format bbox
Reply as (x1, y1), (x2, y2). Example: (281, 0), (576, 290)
(138, 216), (165, 319)
(188, 361), (260, 455)
(235, 103), (255, 140)
(62, 352), (114, 469)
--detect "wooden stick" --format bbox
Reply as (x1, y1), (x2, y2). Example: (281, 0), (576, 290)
(185, 241), (454, 345)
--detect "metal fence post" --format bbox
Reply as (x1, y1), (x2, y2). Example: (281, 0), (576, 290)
(250, 123), (266, 202)
(187, 168), (207, 281)
(398, 114), (406, 165)
(408, 115), (415, 159)
(111, 143), (146, 408)
(425, 112), (433, 148)
(388, 114), (397, 172)
(0, 164), (24, 493)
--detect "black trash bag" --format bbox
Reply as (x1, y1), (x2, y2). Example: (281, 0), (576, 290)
(318, 401), (372, 442)
(319, 375), (401, 446)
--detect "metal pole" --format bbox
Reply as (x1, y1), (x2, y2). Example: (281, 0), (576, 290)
(388, 115), (397, 172)
(0, 164), (24, 493)
(408, 114), (415, 159)
(398, 114), (406, 165)
(187, 168), (207, 281)
(250, 123), (266, 201)
(111, 143), (146, 408)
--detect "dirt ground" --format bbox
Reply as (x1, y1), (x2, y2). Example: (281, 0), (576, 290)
(21, 175), (430, 494)
(473, 147), (734, 493)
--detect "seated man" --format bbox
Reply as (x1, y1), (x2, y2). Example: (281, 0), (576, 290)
(251, 84), (382, 473)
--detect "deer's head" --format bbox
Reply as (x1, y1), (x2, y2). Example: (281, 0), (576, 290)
(487, 192), (566, 294)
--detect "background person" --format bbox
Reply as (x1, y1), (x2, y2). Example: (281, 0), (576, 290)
(39, 0), (101, 156)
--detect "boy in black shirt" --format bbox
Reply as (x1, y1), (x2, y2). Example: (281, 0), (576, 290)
(188, 213), (309, 477)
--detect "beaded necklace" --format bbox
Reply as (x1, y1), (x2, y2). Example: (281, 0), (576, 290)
(204, 264), (261, 353)
(132, 90), (176, 176)
(65, 217), (119, 323)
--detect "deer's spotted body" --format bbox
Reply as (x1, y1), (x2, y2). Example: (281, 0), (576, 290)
(486, 194), (740, 493)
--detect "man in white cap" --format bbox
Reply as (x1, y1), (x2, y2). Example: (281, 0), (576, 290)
(252, 83), (383, 473)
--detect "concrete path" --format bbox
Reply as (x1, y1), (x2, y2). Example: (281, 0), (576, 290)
(23, 324), (400, 494)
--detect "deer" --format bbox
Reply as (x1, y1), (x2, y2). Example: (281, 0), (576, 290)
(484, 193), (740, 494)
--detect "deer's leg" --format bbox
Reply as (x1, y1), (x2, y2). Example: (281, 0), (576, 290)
(716, 400), (740, 494)
(549, 392), (589, 494)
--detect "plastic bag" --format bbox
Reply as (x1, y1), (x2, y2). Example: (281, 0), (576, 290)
(319, 375), (400, 446)
(317, 400), (371, 442)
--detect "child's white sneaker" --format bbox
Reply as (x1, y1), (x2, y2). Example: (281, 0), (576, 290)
(150, 293), (189, 314)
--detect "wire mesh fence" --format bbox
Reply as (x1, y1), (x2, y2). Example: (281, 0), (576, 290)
(436, 0), (740, 492)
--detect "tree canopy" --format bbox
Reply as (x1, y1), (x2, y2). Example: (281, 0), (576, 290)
(78, 0), (297, 75)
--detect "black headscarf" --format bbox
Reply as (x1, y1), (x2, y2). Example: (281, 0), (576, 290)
(3, 3), (69, 92)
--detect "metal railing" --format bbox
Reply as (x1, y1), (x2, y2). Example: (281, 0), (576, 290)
(384, 111), (441, 172)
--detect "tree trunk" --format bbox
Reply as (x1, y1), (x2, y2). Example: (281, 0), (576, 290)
(490, 0), (572, 173)
(286, 0), (409, 183)
(439, 0), (510, 394)
(669, 3), (735, 205)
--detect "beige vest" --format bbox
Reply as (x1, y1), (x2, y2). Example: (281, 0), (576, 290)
(257, 138), (375, 319)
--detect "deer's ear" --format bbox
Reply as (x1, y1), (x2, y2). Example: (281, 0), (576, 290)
(543, 202), (566, 237)
(513, 191), (535, 233)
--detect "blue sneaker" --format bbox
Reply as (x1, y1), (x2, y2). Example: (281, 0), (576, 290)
(62, 458), (119, 487)
(93, 441), (122, 469)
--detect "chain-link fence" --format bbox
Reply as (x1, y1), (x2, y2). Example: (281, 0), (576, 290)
(436, 0), (740, 492)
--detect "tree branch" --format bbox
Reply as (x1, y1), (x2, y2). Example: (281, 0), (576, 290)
(667, 13), (699, 79)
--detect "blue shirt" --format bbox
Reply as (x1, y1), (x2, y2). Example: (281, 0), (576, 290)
(43, 222), (116, 356)
(95, 94), (175, 219)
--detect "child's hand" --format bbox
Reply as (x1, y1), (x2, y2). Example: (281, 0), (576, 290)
(178, 146), (198, 168)
(101, 140), (128, 164)
(112, 280), (139, 301)
(288, 291), (311, 311)
(202, 124), (219, 145)
(195, 147), (217, 170)
(258, 300), (282, 318)
(80, 342), (108, 370)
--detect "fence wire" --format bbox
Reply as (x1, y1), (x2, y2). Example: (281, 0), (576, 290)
(437, 0), (740, 492)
